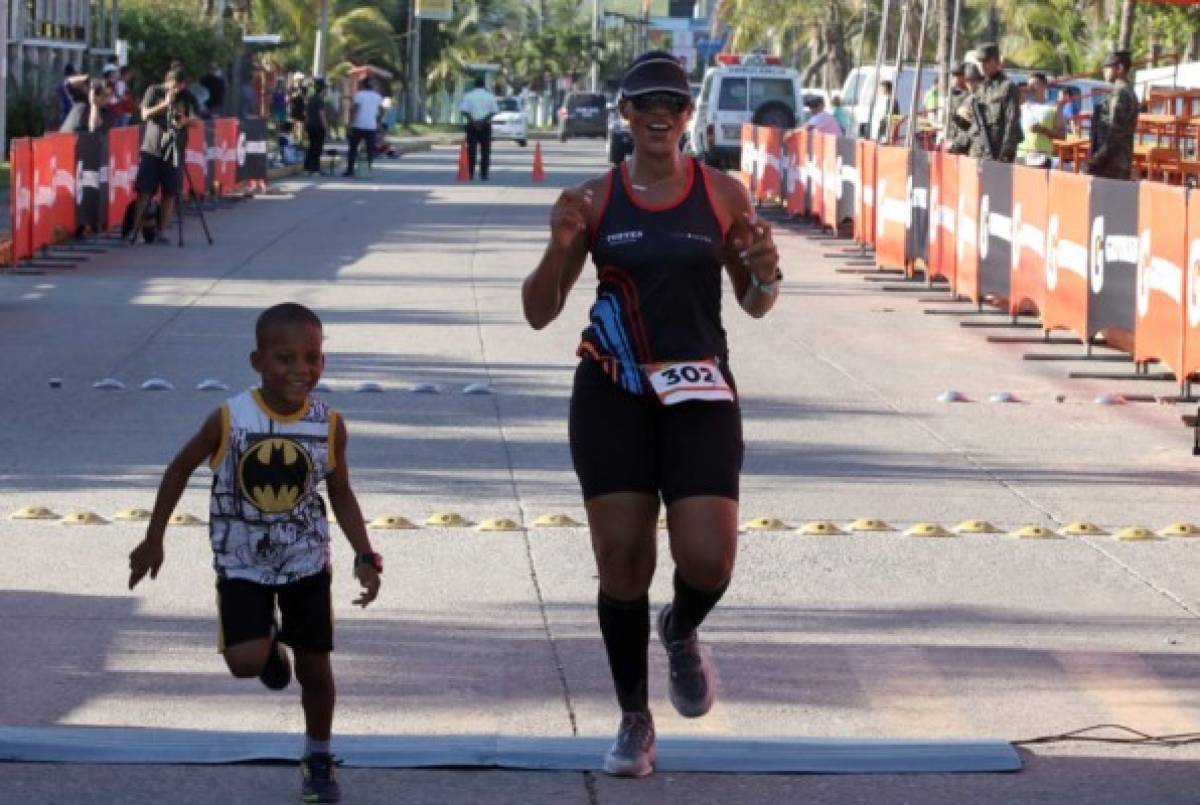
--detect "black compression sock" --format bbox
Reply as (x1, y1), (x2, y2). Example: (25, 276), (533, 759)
(667, 569), (729, 641)
(597, 590), (650, 714)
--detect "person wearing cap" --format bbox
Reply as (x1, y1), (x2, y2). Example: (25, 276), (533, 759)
(522, 50), (781, 780)
(1089, 50), (1139, 181)
(460, 76), (500, 181)
(805, 96), (843, 135)
(965, 43), (1023, 162)
(949, 63), (983, 154)
(942, 63), (970, 151)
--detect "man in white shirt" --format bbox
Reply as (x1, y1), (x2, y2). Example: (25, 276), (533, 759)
(343, 78), (383, 177)
(459, 77), (499, 180)
(804, 97), (843, 136)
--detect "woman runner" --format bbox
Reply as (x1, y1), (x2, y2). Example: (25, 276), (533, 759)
(522, 51), (782, 777)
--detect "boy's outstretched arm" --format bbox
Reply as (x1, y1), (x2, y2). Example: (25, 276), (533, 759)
(129, 409), (222, 590)
(326, 416), (381, 608)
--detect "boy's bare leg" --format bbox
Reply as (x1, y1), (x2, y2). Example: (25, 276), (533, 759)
(294, 650), (335, 741)
(223, 638), (272, 678)
(160, 196), (177, 240)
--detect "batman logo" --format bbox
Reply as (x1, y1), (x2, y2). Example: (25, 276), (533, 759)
(237, 437), (312, 513)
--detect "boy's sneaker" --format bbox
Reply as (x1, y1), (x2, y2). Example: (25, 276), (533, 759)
(300, 752), (341, 803)
(657, 604), (716, 718)
(603, 711), (656, 778)
(259, 628), (291, 691)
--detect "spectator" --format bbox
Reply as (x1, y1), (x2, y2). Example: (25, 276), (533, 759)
(1017, 72), (1060, 167)
(804, 97), (843, 136)
(304, 79), (329, 176)
(289, 82), (307, 140)
(1060, 86), (1083, 136)
(270, 80), (287, 125)
(874, 79), (900, 141)
(58, 71), (92, 133)
(200, 62), (227, 116)
(57, 64), (80, 126)
(112, 66), (136, 127)
(343, 78), (383, 176)
(830, 94), (852, 136)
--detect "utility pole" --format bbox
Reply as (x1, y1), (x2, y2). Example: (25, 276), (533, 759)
(409, 8), (421, 123)
(0, 0), (8, 157)
(313, 0), (329, 78)
(590, 0), (599, 91)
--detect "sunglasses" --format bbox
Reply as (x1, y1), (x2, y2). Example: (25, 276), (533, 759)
(630, 92), (690, 114)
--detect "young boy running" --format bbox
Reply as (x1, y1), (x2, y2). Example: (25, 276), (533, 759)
(129, 302), (382, 804)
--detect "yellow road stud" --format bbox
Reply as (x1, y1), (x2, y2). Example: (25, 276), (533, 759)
(478, 517), (523, 532)
(425, 512), (470, 527)
(114, 508), (153, 522)
(10, 506), (60, 520)
(61, 511), (108, 526)
(369, 515), (418, 530)
(1011, 524), (1057, 539)
(953, 520), (1000, 534)
(533, 513), (582, 528)
(1115, 526), (1158, 542)
(847, 518), (894, 532)
(1058, 521), (1107, 537)
(799, 520), (845, 536)
(741, 517), (790, 531)
(904, 523), (953, 538)
(1158, 522), (1200, 537)
(168, 512), (205, 526)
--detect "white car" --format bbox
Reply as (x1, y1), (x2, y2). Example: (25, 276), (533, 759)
(493, 97), (528, 147)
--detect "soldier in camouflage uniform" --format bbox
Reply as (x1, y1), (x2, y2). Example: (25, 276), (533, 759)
(1089, 50), (1139, 181)
(964, 43), (1023, 162)
(944, 62), (973, 154)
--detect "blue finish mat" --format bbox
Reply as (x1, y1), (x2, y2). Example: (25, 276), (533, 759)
(0, 726), (1022, 773)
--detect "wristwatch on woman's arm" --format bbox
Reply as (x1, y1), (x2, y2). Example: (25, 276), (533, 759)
(354, 552), (383, 573)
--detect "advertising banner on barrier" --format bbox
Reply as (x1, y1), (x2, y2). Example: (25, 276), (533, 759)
(1042, 171), (1091, 339)
(1009, 166), (1049, 316)
(235, 117), (268, 185)
(1133, 182), (1187, 378)
(33, 133), (76, 252)
(822, 133), (839, 230)
(810, 131), (825, 223)
(182, 121), (207, 199)
(74, 132), (107, 235)
(955, 156), (981, 302)
(755, 126), (783, 204)
(739, 123), (755, 192)
(784, 130), (805, 217)
(1087, 176), (1140, 341)
(860, 141), (877, 247)
(107, 126), (139, 232)
(874, 146), (909, 271)
(978, 160), (1014, 304)
(932, 152), (957, 287)
(1185, 191), (1200, 380)
(203, 120), (216, 194)
(11, 138), (33, 263)
(837, 137), (858, 227)
(907, 148), (930, 273)
(213, 118), (239, 193)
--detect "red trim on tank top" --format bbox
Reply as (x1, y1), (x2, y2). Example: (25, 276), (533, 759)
(599, 265), (653, 363)
(619, 157), (695, 212)
(698, 163), (732, 237)
(589, 171), (615, 252)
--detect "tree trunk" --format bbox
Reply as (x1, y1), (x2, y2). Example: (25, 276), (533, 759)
(803, 51), (830, 86)
(1116, 0), (1136, 51)
(825, 3), (852, 89)
(935, 0), (954, 119)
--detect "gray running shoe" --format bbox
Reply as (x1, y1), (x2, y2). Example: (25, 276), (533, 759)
(603, 711), (657, 778)
(259, 625), (291, 691)
(300, 752), (341, 803)
(657, 604), (716, 718)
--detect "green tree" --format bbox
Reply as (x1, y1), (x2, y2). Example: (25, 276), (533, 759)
(121, 0), (238, 89)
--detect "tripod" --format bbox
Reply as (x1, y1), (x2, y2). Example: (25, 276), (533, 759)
(128, 124), (213, 246)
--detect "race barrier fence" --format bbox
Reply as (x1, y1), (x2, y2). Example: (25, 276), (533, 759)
(740, 124), (1200, 394)
(8, 117), (268, 268)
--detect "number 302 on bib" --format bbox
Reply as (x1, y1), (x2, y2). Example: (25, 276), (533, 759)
(645, 360), (735, 406)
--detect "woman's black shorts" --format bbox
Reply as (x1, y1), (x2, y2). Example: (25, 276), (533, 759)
(569, 358), (744, 505)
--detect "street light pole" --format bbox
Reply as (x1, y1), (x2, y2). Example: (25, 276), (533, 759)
(590, 0), (599, 91)
(313, 0), (329, 78)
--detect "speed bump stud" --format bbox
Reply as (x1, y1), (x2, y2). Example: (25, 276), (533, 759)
(114, 508), (153, 522)
(10, 506), (60, 520)
(904, 523), (953, 538)
(478, 517), (523, 532)
(799, 520), (845, 536)
(425, 512), (471, 527)
(1011, 524), (1057, 539)
(953, 520), (1000, 534)
(1058, 521), (1108, 537)
(532, 513), (582, 528)
(1115, 526), (1158, 542)
(169, 512), (205, 526)
(61, 511), (109, 526)
(369, 515), (418, 530)
(847, 518), (895, 532)
(741, 517), (790, 531)
(1158, 522), (1200, 537)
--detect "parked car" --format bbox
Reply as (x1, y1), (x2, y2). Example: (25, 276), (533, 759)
(492, 96), (528, 147)
(559, 92), (607, 141)
(687, 53), (804, 169)
(608, 108), (633, 164)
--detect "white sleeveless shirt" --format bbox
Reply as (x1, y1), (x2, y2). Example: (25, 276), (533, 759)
(208, 389), (338, 585)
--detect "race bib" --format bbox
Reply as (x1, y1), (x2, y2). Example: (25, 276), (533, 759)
(645, 360), (735, 406)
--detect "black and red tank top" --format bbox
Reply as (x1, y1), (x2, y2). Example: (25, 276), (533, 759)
(578, 158), (730, 396)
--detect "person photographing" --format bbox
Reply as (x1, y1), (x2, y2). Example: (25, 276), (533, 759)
(128, 66), (200, 245)
(460, 77), (499, 181)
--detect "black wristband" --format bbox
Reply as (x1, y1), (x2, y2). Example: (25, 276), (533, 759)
(355, 552), (383, 573)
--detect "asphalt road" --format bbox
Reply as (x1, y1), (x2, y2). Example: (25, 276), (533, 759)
(1, 139), (1198, 803)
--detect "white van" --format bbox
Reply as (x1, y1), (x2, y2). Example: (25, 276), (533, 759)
(840, 64), (940, 140)
(688, 53), (805, 169)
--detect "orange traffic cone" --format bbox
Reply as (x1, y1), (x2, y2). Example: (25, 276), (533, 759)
(456, 141), (470, 181)
(532, 141), (545, 183)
